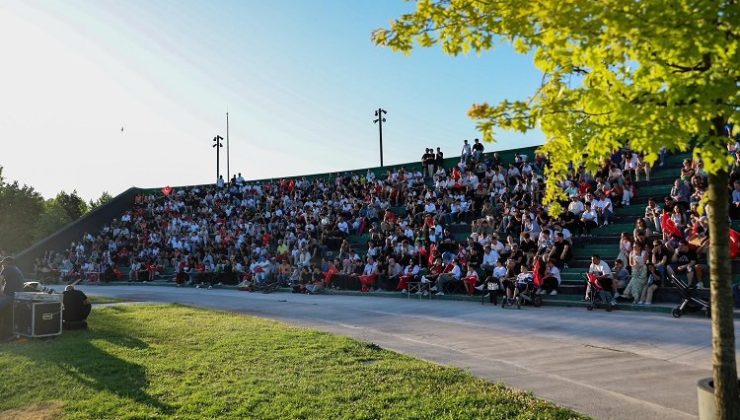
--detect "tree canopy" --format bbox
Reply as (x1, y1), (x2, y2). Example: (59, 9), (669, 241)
(89, 191), (113, 211)
(373, 1), (739, 417)
(0, 167), (44, 253)
(0, 167), (111, 253)
(373, 0), (738, 211)
(56, 190), (89, 222)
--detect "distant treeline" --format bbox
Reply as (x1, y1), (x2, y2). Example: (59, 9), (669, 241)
(0, 166), (112, 254)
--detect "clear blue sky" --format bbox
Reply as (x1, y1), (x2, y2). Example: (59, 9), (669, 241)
(1, 0), (543, 200)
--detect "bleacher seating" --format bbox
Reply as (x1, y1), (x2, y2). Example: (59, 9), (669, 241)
(29, 141), (739, 315)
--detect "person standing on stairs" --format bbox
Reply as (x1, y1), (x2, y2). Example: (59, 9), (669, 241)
(435, 147), (444, 174)
(622, 242), (648, 304)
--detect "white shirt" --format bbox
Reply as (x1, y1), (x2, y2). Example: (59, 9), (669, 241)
(489, 240), (504, 254)
(560, 228), (573, 242)
(581, 208), (598, 224)
(546, 266), (562, 284)
(624, 153), (639, 170)
(568, 200), (585, 216)
(588, 261), (612, 277)
(363, 262), (377, 275)
(482, 250), (500, 266)
(516, 272), (533, 284)
(593, 198), (612, 212)
(337, 221), (349, 234)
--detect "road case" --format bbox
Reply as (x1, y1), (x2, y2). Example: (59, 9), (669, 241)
(13, 292), (63, 338)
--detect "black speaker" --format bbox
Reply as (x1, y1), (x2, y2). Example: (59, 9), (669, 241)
(13, 293), (62, 338)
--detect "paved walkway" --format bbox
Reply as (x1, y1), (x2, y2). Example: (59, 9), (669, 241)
(72, 285), (740, 419)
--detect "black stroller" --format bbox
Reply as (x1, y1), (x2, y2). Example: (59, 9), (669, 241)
(253, 276), (281, 294)
(670, 274), (710, 318)
(501, 279), (543, 309)
(583, 273), (614, 312)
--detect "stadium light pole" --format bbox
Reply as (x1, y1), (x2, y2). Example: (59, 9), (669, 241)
(373, 108), (387, 167)
(213, 135), (223, 183)
(226, 112), (230, 182)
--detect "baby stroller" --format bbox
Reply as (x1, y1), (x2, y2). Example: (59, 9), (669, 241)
(670, 274), (710, 318)
(481, 278), (502, 305)
(253, 276), (281, 294)
(501, 278), (542, 309)
(584, 273), (614, 312)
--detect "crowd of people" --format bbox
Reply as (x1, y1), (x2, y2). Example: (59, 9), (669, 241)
(30, 139), (562, 296)
(27, 137), (740, 305)
(587, 140), (740, 309)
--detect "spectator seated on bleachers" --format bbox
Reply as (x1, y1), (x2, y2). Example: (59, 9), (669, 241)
(33, 139), (739, 304)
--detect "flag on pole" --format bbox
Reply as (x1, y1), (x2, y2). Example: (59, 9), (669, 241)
(661, 212), (683, 238)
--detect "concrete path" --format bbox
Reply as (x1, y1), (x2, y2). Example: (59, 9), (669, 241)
(70, 285), (740, 419)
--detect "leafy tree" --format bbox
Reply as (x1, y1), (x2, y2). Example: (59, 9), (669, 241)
(374, 1), (739, 417)
(89, 191), (113, 211)
(33, 198), (72, 243)
(0, 166), (45, 252)
(56, 190), (89, 222)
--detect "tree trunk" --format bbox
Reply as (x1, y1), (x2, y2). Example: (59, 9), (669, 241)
(707, 169), (740, 420)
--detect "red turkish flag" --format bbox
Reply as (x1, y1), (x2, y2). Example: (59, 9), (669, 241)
(161, 186), (173, 196)
(532, 258), (543, 288)
(730, 229), (740, 259)
(661, 213), (683, 238)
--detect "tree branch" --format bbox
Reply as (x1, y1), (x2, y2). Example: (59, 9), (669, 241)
(656, 53), (712, 73)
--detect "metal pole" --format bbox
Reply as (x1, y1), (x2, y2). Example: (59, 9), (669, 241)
(378, 108), (384, 167)
(213, 135), (223, 183)
(226, 111), (230, 181)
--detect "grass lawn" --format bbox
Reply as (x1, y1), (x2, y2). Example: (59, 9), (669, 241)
(87, 295), (131, 304)
(0, 304), (586, 419)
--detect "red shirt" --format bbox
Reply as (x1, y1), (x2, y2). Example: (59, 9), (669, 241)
(424, 215), (435, 229)
(452, 167), (462, 180)
(384, 211), (397, 223)
(324, 266), (338, 282)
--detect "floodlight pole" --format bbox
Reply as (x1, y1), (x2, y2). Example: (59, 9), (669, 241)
(213, 135), (223, 183)
(226, 112), (230, 181)
(373, 108), (387, 167)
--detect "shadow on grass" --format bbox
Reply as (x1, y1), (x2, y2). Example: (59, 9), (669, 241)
(3, 326), (173, 416)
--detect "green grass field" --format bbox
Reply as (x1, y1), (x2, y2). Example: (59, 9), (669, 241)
(0, 304), (585, 419)
(87, 295), (130, 304)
